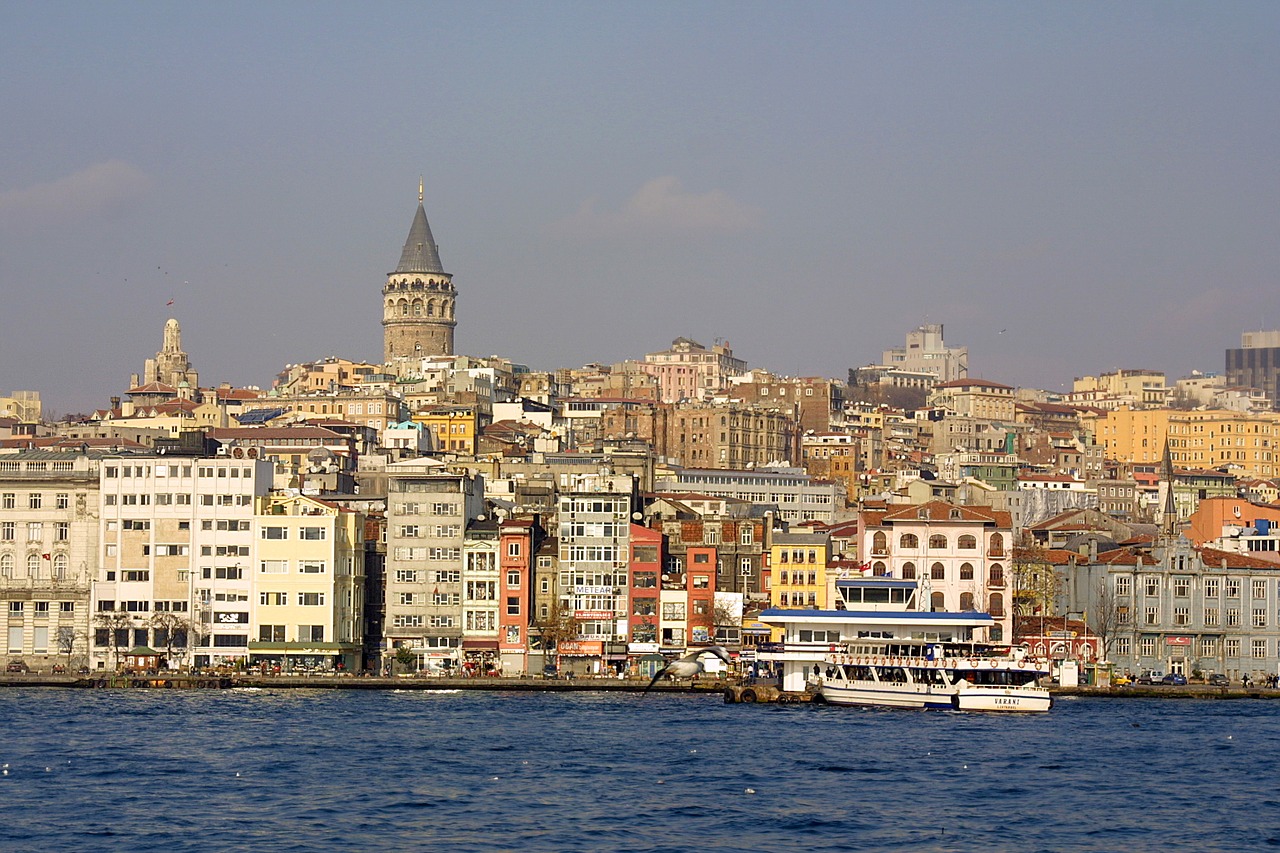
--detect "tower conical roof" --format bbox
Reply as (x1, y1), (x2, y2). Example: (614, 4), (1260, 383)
(395, 203), (445, 274)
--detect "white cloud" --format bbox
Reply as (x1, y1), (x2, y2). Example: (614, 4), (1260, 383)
(553, 176), (762, 238)
(0, 160), (152, 229)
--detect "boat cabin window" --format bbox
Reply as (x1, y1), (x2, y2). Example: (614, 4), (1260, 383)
(798, 629), (840, 643)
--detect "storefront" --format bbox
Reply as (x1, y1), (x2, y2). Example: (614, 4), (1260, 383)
(461, 638), (500, 676)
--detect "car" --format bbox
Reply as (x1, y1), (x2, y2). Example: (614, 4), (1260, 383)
(1136, 670), (1166, 685)
(1161, 673), (1188, 685)
(1208, 673), (1229, 687)
(5, 661), (29, 673)
(1112, 673), (1133, 686)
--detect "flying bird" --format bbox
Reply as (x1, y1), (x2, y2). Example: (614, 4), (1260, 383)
(642, 645), (732, 695)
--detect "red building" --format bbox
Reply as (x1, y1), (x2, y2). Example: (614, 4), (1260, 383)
(498, 516), (542, 675)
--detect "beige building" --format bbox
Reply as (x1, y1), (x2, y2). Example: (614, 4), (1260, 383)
(1094, 407), (1280, 478)
(0, 391), (41, 423)
(92, 456), (272, 669)
(928, 379), (1016, 422)
(880, 323), (968, 382)
(249, 493), (365, 672)
(1, 451), (100, 669)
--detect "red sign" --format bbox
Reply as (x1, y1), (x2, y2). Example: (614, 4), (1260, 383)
(558, 641), (603, 655)
(575, 610), (614, 620)
(1165, 636), (1192, 646)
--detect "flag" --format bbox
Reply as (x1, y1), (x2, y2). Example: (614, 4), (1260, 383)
(41, 553), (50, 560)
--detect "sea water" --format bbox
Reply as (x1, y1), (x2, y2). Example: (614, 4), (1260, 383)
(0, 689), (1276, 852)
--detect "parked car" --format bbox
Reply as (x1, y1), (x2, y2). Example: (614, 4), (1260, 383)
(1136, 670), (1166, 685)
(51, 664), (67, 674)
(5, 661), (29, 673)
(1208, 673), (1229, 687)
(1161, 672), (1188, 685)
(1112, 673), (1132, 686)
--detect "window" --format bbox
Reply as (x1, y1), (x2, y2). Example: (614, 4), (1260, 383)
(900, 534), (918, 549)
(506, 596), (520, 616)
(56, 493), (69, 510)
(261, 527), (288, 540)
(1144, 606), (1158, 625)
(1140, 637), (1156, 657)
(957, 535), (977, 550)
(1, 493), (13, 509)
(1252, 639), (1267, 660)
(1253, 579), (1268, 600)
(928, 534), (947, 549)
(298, 593), (325, 606)
(28, 493), (41, 509)
(1226, 608), (1240, 627)
(930, 563), (945, 581)
(1173, 606), (1189, 626)
(959, 563), (974, 580)
(989, 564), (1004, 585)
(901, 562), (916, 580)
(260, 592), (286, 606)
(1203, 578), (1218, 598)
(395, 570), (420, 583)
(0, 522), (12, 541)
(27, 522), (42, 540)
(1253, 608), (1267, 629)
(121, 570), (149, 582)
(259, 625), (286, 642)
(431, 501), (458, 515)
(300, 527), (326, 541)
(1226, 579), (1241, 598)
(260, 561), (288, 574)
(740, 526), (753, 545)
(299, 561), (325, 574)
(1199, 638), (1216, 657)
(1145, 576), (1160, 596)
(507, 542), (521, 557)
(506, 570), (521, 587)
(1115, 637), (1131, 657)
(1203, 606), (1219, 627)
(1225, 638), (1240, 658)
(662, 602), (686, 621)
(1173, 577), (1190, 597)
(692, 575), (710, 589)
(298, 625), (325, 642)
(394, 614), (424, 628)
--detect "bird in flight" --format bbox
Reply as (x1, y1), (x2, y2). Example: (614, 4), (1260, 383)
(643, 645), (733, 695)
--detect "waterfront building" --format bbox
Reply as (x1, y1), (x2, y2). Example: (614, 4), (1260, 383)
(384, 181), (457, 368)
(1060, 540), (1280, 682)
(767, 528), (833, 630)
(556, 473), (636, 674)
(0, 451), (100, 669)
(860, 501), (1013, 643)
(1070, 369), (1167, 410)
(92, 455), (271, 669)
(626, 523), (662, 655)
(498, 516), (542, 674)
(460, 519), (500, 672)
(248, 493), (365, 672)
(382, 460), (483, 672)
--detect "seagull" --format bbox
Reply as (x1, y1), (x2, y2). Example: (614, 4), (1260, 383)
(642, 645), (733, 695)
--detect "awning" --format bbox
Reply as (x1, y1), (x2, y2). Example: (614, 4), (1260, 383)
(462, 639), (499, 651)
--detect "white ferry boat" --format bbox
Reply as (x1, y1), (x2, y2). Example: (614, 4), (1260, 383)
(818, 640), (1051, 712)
(757, 578), (1052, 713)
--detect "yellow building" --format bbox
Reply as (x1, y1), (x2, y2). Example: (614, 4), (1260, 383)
(248, 494), (365, 671)
(1095, 407), (1280, 478)
(768, 531), (831, 610)
(411, 405), (481, 455)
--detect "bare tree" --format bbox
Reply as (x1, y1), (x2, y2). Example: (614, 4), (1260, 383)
(93, 609), (134, 672)
(532, 599), (582, 676)
(1089, 579), (1122, 662)
(56, 626), (86, 670)
(149, 611), (192, 670)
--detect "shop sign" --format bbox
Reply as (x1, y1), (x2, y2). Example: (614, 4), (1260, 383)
(214, 611), (249, 624)
(575, 585), (612, 595)
(575, 610), (614, 620)
(558, 640), (603, 655)
(628, 642), (660, 654)
(1165, 636), (1191, 645)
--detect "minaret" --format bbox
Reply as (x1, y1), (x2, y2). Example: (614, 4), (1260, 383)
(1158, 438), (1178, 537)
(383, 179), (456, 369)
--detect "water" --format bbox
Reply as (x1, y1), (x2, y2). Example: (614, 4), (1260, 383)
(0, 689), (1277, 852)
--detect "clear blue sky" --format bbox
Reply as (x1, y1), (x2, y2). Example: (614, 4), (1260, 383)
(2, 2), (1277, 414)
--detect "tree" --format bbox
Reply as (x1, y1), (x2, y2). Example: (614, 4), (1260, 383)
(149, 611), (192, 670)
(1089, 579), (1123, 662)
(93, 609), (134, 672)
(1011, 540), (1061, 617)
(532, 600), (582, 676)
(56, 626), (85, 669)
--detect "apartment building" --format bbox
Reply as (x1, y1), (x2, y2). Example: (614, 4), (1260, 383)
(249, 493), (365, 672)
(1, 451), (100, 668)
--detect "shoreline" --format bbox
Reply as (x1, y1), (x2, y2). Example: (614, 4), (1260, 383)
(2, 672), (1278, 699)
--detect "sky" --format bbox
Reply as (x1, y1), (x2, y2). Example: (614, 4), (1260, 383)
(2, 2), (1278, 415)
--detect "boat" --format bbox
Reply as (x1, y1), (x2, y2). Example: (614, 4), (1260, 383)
(817, 640), (1051, 712)
(757, 577), (1052, 713)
